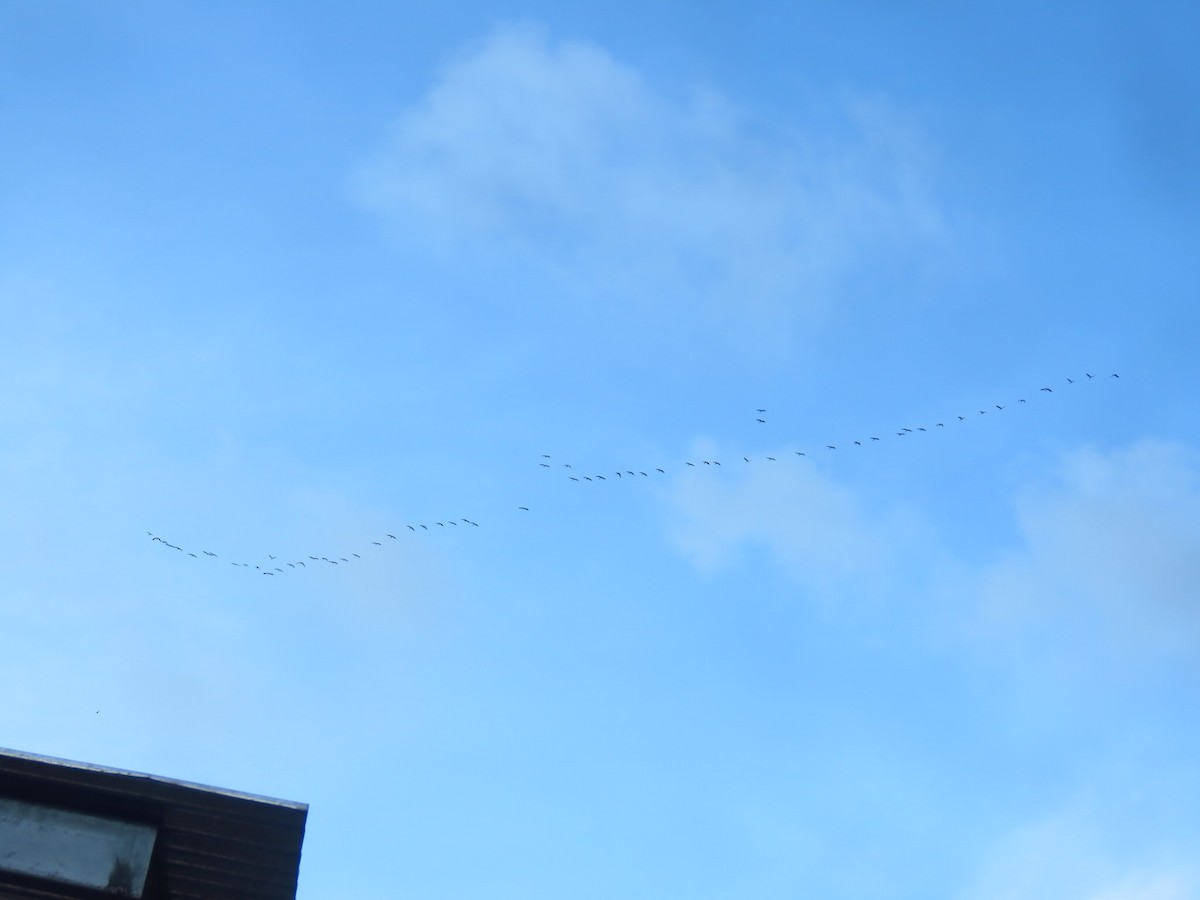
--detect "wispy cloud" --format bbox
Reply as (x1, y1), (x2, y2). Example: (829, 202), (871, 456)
(958, 802), (1198, 900)
(353, 23), (944, 332)
(955, 439), (1200, 666)
(665, 437), (1200, 667)
(665, 447), (933, 604)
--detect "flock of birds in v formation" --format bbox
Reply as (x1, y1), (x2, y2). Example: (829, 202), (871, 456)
(149, 373), (1119, 575)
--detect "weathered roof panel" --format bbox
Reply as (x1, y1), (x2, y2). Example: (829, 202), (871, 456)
(0, 748), (307, 900)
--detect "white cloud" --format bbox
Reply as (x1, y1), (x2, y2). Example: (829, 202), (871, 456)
(958, 804), (1199, 900)
(956, 439), (1200, 664)
(665, 449), (932, 604)
(353, 23), (944, 329)
(666, 437), (1200, 666)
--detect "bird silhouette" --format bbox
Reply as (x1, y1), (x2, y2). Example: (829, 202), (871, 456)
(766, 456), (776, 461)
(827, 445), (836, 450)
(569, 476), (579, 481)
(407, 526), (415, 531)
(1067, 378), (1074, 384)
(995, 405), (1004, 410)
(387, 534), (396, 539)
(872, 436), (881, 440)
(519, 507), (530, 511)
(1041, 387), (1053, 392)
(854, 441), (862, 446)
(1086, 373), (1094, 379)
(372, 541), (382, 546)
(756, 418), (766, 424)
(656, 468), (665, 473)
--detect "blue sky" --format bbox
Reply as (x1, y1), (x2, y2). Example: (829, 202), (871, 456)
(2, 3), (1199, 898)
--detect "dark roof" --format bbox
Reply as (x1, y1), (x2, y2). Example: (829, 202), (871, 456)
(0, 747), (307, 900)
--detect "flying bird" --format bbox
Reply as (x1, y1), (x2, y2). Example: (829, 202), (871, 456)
(1112, 373), (1119, 378)
(407, 526), (415, 531)
(372, 541), (382, 546)
(519, 507), (530, 511)
(387, 534), (396, 539)
(756, 409), (766, 413)
(766, 456), (776, 461)
(1067, 378), (1074, 384)
(795, 451), (805, 456)
(995, 405), (1004, 410)
(872, 436), (881, 440)
(656, 468), (665, 473)
(854, 441), (862, 446)
(756, 418), (766, 424)
(569, 476), (579, 481)
(918, 427), (926, 432)
(1041, 387), (1053, 392)
(540, 463), (551, 468)
(1086, 373), (1094, 379)
(686, 462), (695, 467)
